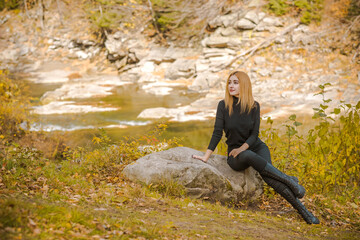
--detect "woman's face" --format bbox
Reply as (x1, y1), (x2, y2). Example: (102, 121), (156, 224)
(228, 74), (240, 96)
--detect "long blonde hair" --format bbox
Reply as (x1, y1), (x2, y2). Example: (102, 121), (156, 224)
(225, 71), (255, 115)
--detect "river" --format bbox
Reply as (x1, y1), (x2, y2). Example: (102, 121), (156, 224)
(26, 75), (215, 151)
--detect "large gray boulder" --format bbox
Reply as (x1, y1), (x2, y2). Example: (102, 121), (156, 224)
(122, 147), (263, 203)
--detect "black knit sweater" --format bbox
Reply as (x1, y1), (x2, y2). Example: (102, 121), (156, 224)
(207, 97), (261, 153)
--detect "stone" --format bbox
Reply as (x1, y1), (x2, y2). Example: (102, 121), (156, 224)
(208, 15), (223, 29)
(140, 61), (155, 73)
(137, 105), (216, 122)
(203, 48), (236, 58)
(195, 57), (209, 73)
(0, 14), (10, 25)
(127, 52), (139, 64)
(258, 69), (272, 77)
(262, 17), (283, 27)
(115, 57), (128, 69)
(201, 36), (230, 48)
(220, 13), (239, 28)
(163, 47), (197, 62)
(147, 47), (167, 63)
(275, 36), (287, 44)
(122, 147), (263, 203)
(189, 71), (222, 91)
(358, 71), (360, 84)
(165, 59), (196, 80)
(235, 18), (256, 30)
(218, 27), (238, 37)
(291, 33), (312, 45)
(104, 36), (127, 61)
(254, 56), (266, 65)
(244, 11), (259, 24)
(256, 17), (283, 31)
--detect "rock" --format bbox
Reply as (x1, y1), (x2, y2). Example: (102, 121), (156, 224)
(122, 147), (263, 203)
(76, 50), (89, 60)
(0, 48), (20, 61)
(138, 73), (160, 83)
(275, 36), (287, 44)
(140, 61), (155, 73)
(147, 47), (168, 64)
(115, 57), (128, 69)
(258, 68), (272, 77)
(141, 81), (182, 95)
(163, 46), (198, 62)
(195, 57), (209, 73)
(203, 48), (236, 58)
(208, 12), (241, 29)
(208, 55), (233, 70)
(189, 71), (222, 91)
(275, 66), (284, 72)
(165, 59), (196, 80)
(127, 52), (139, 64)
(32, 101), (118, 115)
(235, 18), (256, 30)
(294, 24), (310, 33)
(256, 17), (283, 31)
(291, 33), (312, 45)
(202, 36), (230, 48)
(0, 14), (10, 25)
(244, 11), (259, 24)
(201, 36), (242, 49)
(104, 35), (127, 61)
(248, 0), (263, 8)
(221, 13), (239, 28)
(217, 27), (238, 37)
(254, 56), (266, 65)
(358, 71), (360, 84)
(208, 15), (223, 29)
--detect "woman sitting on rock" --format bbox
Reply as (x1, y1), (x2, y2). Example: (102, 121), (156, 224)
(192, 71), (319, 224)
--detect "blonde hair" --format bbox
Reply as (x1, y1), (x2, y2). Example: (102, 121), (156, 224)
(225, 71), (255, 115)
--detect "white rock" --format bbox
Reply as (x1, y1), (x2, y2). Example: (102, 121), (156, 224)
(32, 101), (118, 115)
(244, 11), (259, 24)
(235, 18), (256, 30)
(254, 56), (266, 65)
(140, 61), (155, 73)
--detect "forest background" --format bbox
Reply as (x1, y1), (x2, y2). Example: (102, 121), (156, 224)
(1, 0), (360, 239)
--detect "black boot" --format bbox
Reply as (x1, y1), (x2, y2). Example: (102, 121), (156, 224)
(260, 163), (306, 199)
(262, 177), (320, 224)
(281, 188), (320, 224)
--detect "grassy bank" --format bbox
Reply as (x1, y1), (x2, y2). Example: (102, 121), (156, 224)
(1, 71), (360, 239)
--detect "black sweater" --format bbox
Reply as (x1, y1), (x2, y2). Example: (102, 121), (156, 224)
(207, 97), (261, 153)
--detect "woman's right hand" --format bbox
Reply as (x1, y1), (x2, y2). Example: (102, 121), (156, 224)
(191, 149), (213, 163)
(192, 154), (208, 163)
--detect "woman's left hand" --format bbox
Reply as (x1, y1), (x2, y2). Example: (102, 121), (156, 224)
(228, 148), (243, 158)
(228, 143), (249, 158)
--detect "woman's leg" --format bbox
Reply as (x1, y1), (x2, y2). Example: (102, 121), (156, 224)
(262, 176), (320, 224)
(254, 143), (319, 224)
(227, 143), (305, 198)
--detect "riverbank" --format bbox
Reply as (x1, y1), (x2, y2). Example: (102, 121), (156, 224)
(1, 0), (359, 136)
(1, 70), (360, 239)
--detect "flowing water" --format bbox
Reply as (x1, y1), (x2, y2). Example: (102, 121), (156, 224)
(26, 77), (214, 150)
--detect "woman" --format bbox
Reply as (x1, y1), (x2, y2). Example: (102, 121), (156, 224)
(192, 71), (319, 224)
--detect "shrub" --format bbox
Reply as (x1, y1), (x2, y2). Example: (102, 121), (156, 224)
(265, 0), (324, 24)
(261, 83), (360, 202)
(68, 123), (182, 177)
(0, 70), (30, 142)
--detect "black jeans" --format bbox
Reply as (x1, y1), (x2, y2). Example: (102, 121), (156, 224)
(227, 141), (271, 172)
